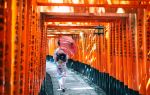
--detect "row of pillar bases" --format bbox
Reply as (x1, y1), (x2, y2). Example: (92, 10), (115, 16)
(66, 59), (140, 95)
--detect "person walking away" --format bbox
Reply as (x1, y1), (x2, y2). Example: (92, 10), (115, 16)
(53, 42), (68, 92)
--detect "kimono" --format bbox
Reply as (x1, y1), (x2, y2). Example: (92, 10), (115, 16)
(53, 48), (68, 89)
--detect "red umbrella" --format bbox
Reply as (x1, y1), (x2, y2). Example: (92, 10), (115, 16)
(59, 36), (77, 57)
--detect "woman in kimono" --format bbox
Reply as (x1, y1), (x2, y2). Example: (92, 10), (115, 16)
(53, 41), (68, 92)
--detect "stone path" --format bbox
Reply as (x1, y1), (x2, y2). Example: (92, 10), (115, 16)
(46, 61), (107, 95)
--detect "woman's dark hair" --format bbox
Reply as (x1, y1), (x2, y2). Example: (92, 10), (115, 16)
(57, 53), (67, 62)
(58, 40), (60, 46)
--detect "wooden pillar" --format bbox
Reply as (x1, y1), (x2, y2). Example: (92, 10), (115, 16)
(126, 16), (131, 89)
(106, 23), (111, 74)
(127, 14), (133, 89)
(122, 18), (128, 86)
(20, 0), (28, 94)
(137, 8), (146, 95)
(112, 22), (116, 77)
(5, 0), (14, 94)
(115, 20), (120, 80)
(24, 1), (31, 94)
(129, 13), (139, 91)
(118, 20), (123, 82)
(96, 34), (100, 71)
(109, 22), (114, 77)
(13, 0), (22, 94)
(0, 0), (6, 94)
(120, 19), (126, 84)
(145, 9), (150, 95)
(104, 23), (109, 73)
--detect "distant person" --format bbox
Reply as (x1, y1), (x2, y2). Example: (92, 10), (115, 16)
(53, 40), (68, 92)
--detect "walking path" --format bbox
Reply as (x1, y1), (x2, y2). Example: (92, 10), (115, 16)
(46, 61), (106, 95)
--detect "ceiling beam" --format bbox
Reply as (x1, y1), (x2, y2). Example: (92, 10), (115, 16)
(45, 16), (123, 22)
(44, 12), (128, 22)
(37, 2), (148, 8)
(45, 17), (117, 22)
(47, 25), (97, 29)
(43, 12), (129, 17)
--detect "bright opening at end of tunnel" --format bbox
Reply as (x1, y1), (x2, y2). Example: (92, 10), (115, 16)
(79, 32), (83, 37)
(116, 8), (125, 13)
